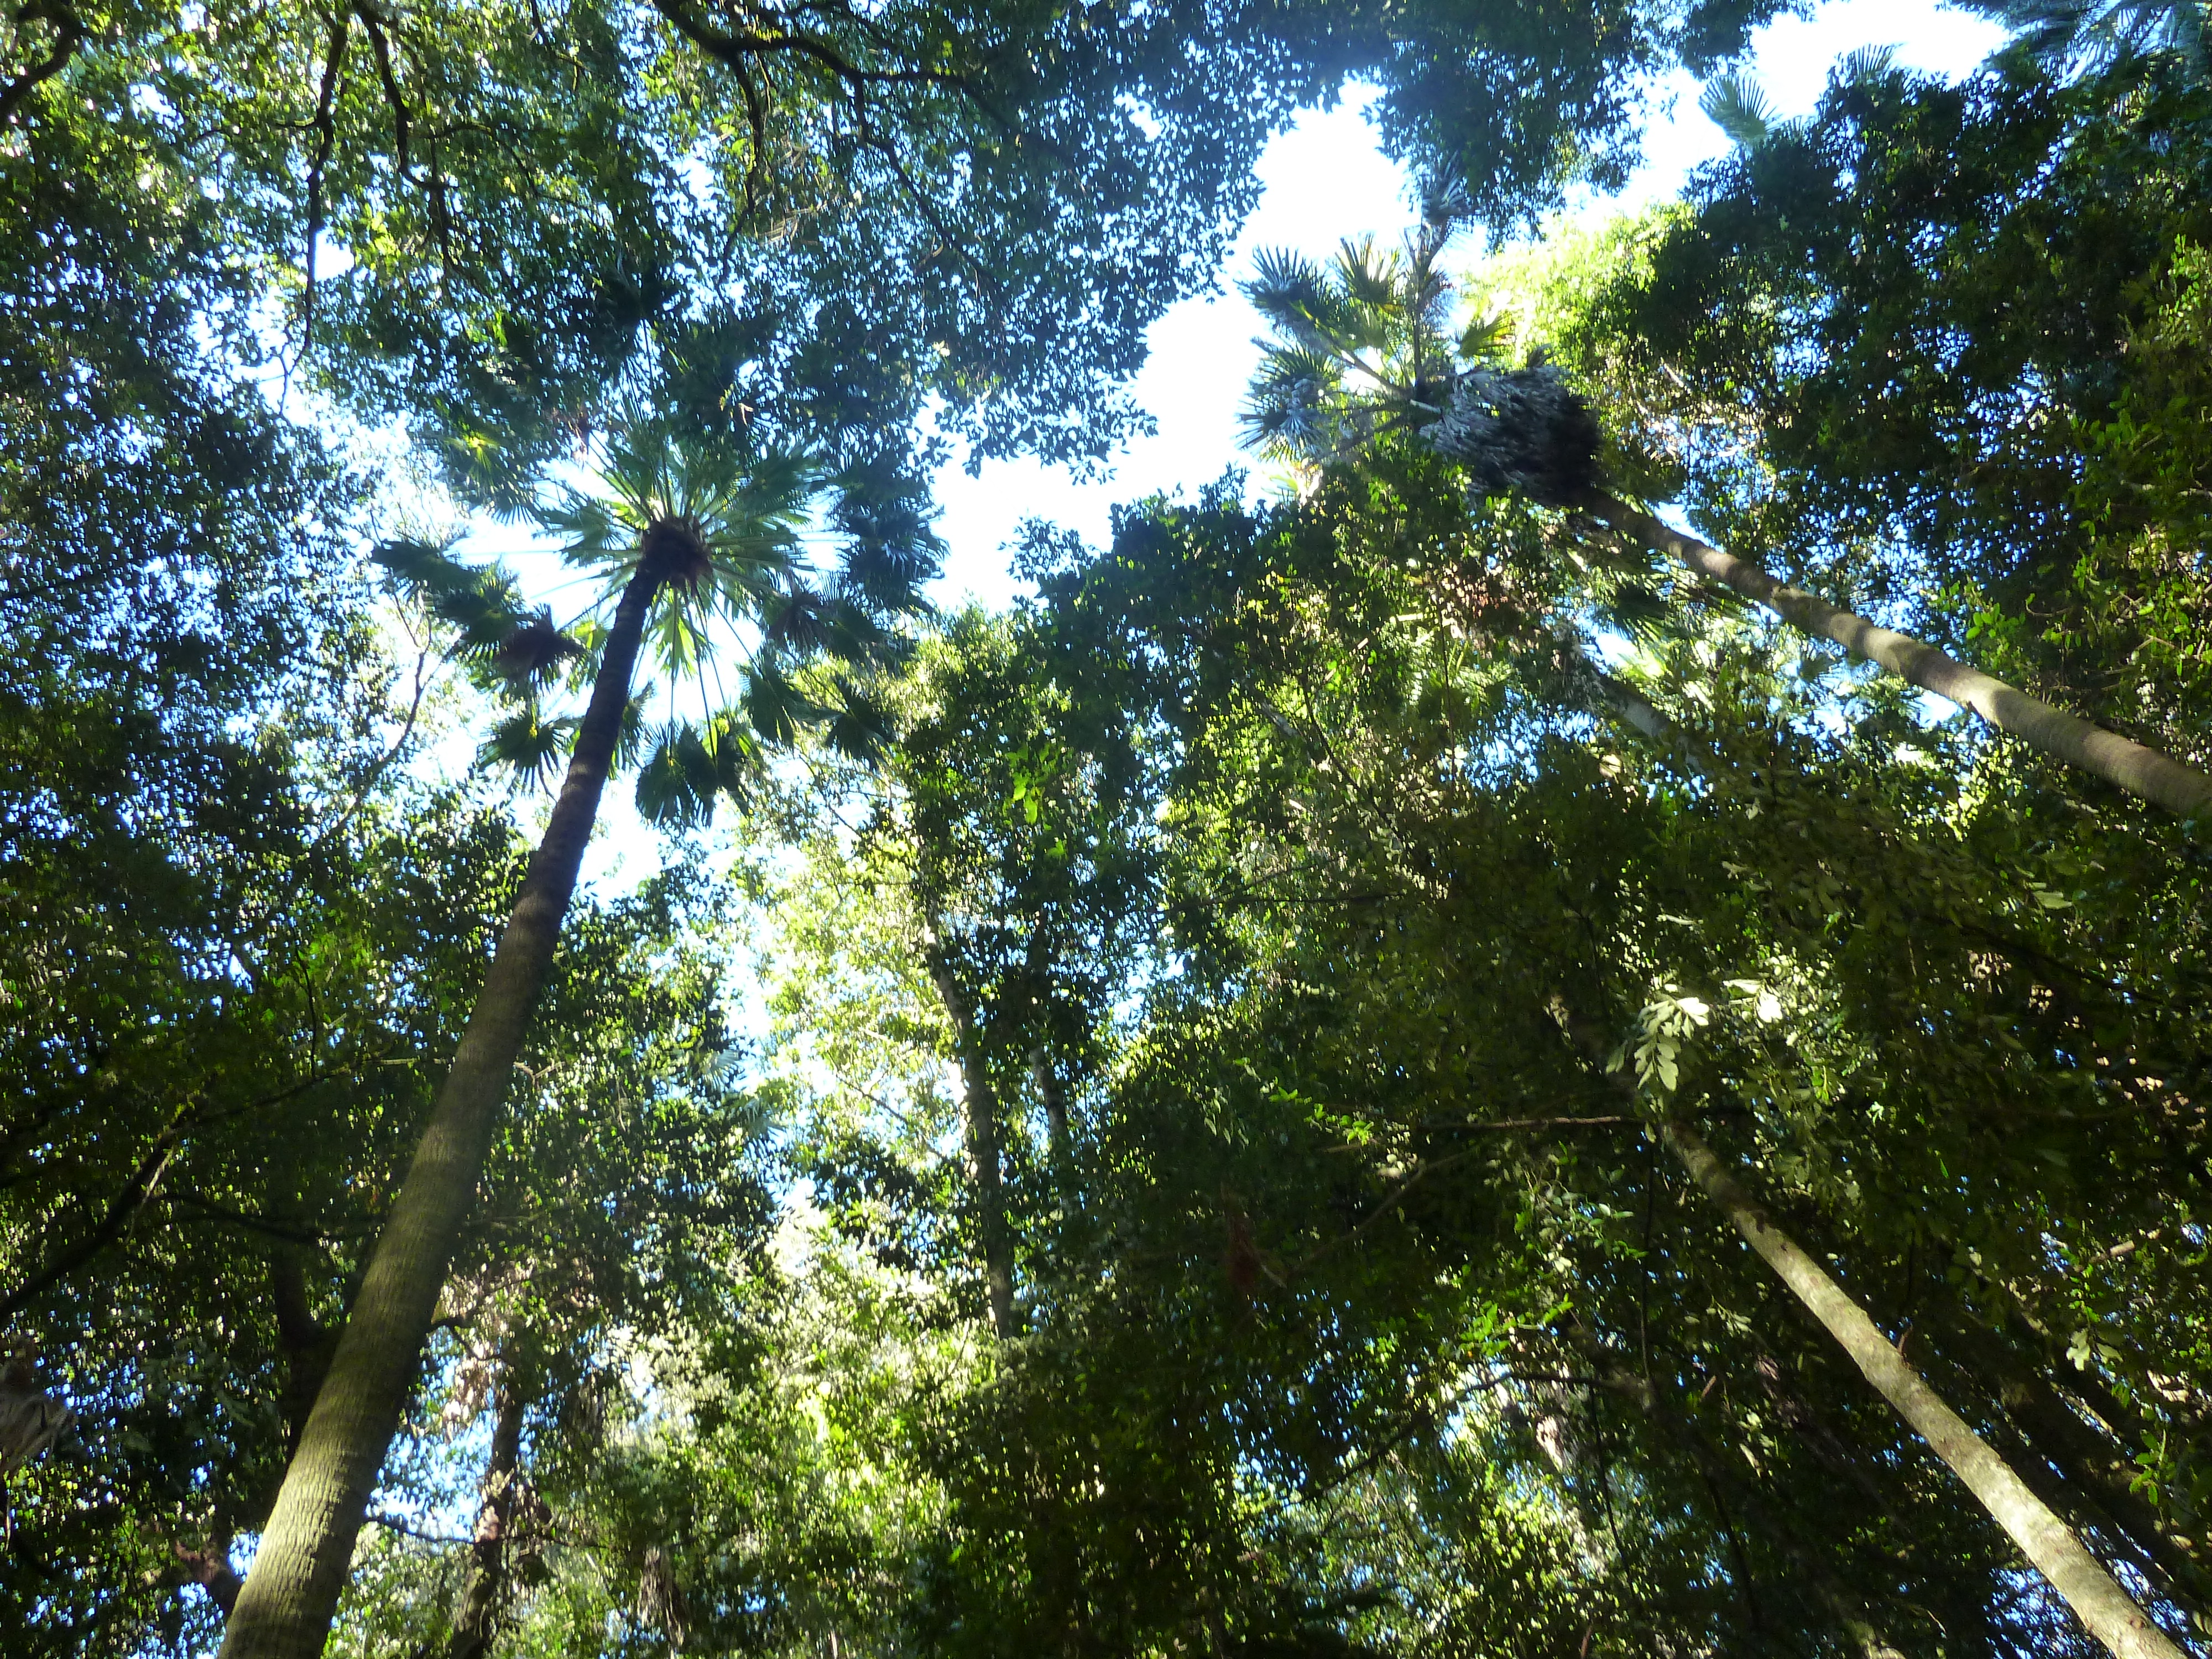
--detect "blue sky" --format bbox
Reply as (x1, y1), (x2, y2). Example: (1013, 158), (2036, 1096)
(926, 0), (2010, 610)
(436, 0), (2012, 886)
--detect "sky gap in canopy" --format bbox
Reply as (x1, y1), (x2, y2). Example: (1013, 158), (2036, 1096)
(442, 0), (2010, 897)
(926, 0), (2010, 611)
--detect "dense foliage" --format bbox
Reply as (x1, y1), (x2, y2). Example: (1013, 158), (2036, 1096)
(7, 3), (2212, 1657)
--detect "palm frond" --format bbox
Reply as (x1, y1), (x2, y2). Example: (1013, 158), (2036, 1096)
(544, 493), (634, 568)
(1335, 236), (1401, 316)
(634, 722), (721, 829)
(742, 663), (833, 748)
(828, 461), (945, 617)
(1700, 74), (1778, 149)
(1457, 312), (1514, 366)
(477, 707), (578, 792)
(837, 536), (938, 618)
(618, 687), (653, 769)
(1239, 343), (1349, 460)
(1960, 0), (2204, 71)
(636, 706), (764, 828)
(760, 587), (836, 656)
(435, 425), (538, 517)
(825, 683), (895, 765)
(1241, 246), (1329, 333)
(1838, 44), (1901, 82)
(489, 611), (586, 692)
(1598, 580), (1676, 643)
(373, 539), (531, 664)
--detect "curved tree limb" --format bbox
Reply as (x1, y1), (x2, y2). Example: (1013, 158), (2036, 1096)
(0, 4), (84, 128)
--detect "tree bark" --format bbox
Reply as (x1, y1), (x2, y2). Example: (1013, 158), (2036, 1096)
(449, 1367), (528, 1659)
(217, 561), (662, 1659)
(270, 1248), (335, 1465)
(925, 937), (1018, 1340)
(1584, 491), (2212, 821)
(1656, 1114), (2186, 1659)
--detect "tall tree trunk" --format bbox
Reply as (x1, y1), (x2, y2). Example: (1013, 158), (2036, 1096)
(924, 936), (1017, 1340)
(450, 1366), (528, 1659)
(1030, 1045), (1068, 1167)
(1583, 492), (2212, 821)
(1655, 1114), (2186, 1659)
(218, 561), (663, 1659)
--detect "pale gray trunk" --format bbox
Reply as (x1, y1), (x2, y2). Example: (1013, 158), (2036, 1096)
(1586, 492), (2212, 821)
(1932, 1297), (2210, 1619)
(1657, 1115), (2186, 1659)
(925, 937), (1018, 1340)
(217, 561), (662, 1659)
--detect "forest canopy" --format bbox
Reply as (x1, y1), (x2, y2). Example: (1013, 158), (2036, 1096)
(4, 2), (2212, 1657)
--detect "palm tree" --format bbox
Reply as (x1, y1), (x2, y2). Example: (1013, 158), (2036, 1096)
(1241, 232), (2212, 821)
(217, 417), (932, 1659)
(1244, 239), (2190, 1655)
(1962, 0), (2209, 76)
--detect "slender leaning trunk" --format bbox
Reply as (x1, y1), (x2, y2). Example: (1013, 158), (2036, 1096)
(925, 939), (1018, 1340)
(1656, 1115), (2185, 1659)
(219, 564), (662, 1659)
(1584, 492), (2212, 821)
(450, 1366), (528, 1659)
(1916, 1285), (2211, 1616)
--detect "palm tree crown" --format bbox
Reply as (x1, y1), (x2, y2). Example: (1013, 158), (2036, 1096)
(1240, 229), (1598, 507)
(379, 414), (934, 828)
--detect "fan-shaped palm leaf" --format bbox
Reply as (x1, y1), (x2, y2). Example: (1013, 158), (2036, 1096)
(825, 683), (895, 765)
(742, 661), (833, 747)
(634, 721), (723, 828)
(1700, 73), (1779, 149)
(1965, 0), (2208, 73)
(1839, 44), (1901, 82)
(476, 707), (579, 791)
(373, 539), (535, 666)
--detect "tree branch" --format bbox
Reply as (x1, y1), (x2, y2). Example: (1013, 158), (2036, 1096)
(0, 4), (84, 128)
(300, 14), (352, 356)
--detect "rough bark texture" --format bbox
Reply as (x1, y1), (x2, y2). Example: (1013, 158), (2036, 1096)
(1587, 492), (2212, 821)
(926, 941), (1018, 1340)
(1657, 1115), (2185, 1659)
(217, 562), (662, 1659)
(450, 1369), (527, 1659)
